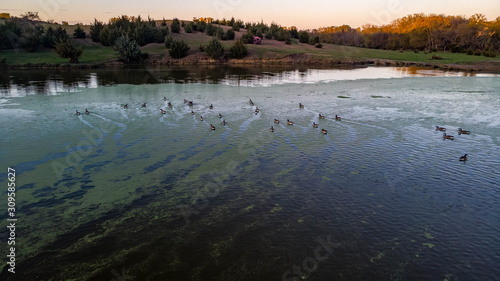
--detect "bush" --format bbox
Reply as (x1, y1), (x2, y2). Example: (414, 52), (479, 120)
(20, 25), (43, 52)
(232, 22), (240, 31)
(184, 23), (193, 33)
(205, 38), (225, 59)
(199, 44), (204, 52)
(206, 23), (217, 36)
(315, 43), (323, 48)
(298, 31), (309, 43)
(265, 32), (273, 39)
(170, 18), (180, 33)
(114, 36), (143, 63)
(73, 25), (86, 39)
(197, 21), (206, 33)
(164, 36), (173, 48)
(55, 40), (83, 63)
(482, 47), (497, 57)
(169, 40), (190, 58)
(229, 40), (248, 59)
(285, 35), (291, 45)
(241, 32), (254, 44)
(215, 27), (225, 39)
(466, 48), (473, 55)
(225, 29), (235, 40)
(90, 19), (103, 42)
(431, 55), (442, 60)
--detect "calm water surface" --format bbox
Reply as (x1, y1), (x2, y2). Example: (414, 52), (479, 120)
(0, 66), (499, 281)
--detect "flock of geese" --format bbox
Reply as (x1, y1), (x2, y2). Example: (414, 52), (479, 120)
(435, 126), (470, 161)
(75, 97), (469, 162)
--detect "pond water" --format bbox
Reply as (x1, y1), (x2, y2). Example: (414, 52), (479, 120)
(0, 66), (499, 281)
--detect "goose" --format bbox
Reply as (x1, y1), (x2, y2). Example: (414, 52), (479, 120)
(435, 126), (446, 132)
(200, 116), (204, 121)
(443, 133), (454, 140)
(76, 110), (81, 116)
(85, 109), (89, 114)
(312, 122), (318, 128)
(319, 114), (325, 119)
(287, 119), (293, 125)
(335, 115), (341, 121)
(160, 109), (166, 114)
(299, 103), (304, 108)
(270, 126), (274, 133)
(168, 102), (173, 108)
(210, 124), (216, 130)
(458, 128), (470, 135)
(274, 119), (280, 124)
(123, 104), (128, 109)
(459, 154), (468, 161)
(209, 104), (213, 109)
(321, 129), (328, 134)
(141, 103), (147, 108)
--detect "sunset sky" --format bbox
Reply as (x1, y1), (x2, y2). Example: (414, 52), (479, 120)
(2, 0), (499, 29)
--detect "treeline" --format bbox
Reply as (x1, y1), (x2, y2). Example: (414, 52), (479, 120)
(313, 13), (499, 57)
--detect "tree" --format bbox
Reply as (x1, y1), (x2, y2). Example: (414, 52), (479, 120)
(55, 40), (83, 63)
(90, 19), (103, 42)
(205, 38), (225, 59)
(298, 31), (309, 43)
(20, 25), (43, 52)
(164, 36), (173, 48)
(114, 35), (143, 63)
(229, 40), (247, 58)
(225, 29), (235, 40)
(73, 25), (86, 38)
(21, 12), (40, 21)
(169, 40), (190, 58)
(170, 18), (180, 33)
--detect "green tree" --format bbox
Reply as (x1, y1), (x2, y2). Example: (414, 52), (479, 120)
(20, 25), (43, 52)
(114, 35), (143, 63)
(298, 31), (309, 43)
(55, 40), (83, 63)
(225, 29), (235, 40)
(90, 19), (103, 42)
(164, 35), (173, 48)
(229, 40), (247, 58)
(73, 25), (86, 38)
(21, 12), (40, 21)
(205, 38), (225, 59)
(169, 40), (190, 58)
(241, 32), (254, 44)
(170, 18), (180, 33)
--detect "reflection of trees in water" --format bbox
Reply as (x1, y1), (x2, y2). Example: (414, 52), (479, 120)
(1, 65), (363, 95)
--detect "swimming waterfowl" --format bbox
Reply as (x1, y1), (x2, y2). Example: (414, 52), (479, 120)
(160, 109), (166, 114)
(168, 102), (172, 108)
(458, 128), (470, 135)
(142, 103), (147, 108)
(270, 126), (274, 132)
(249, 99), (254, 106)
(287, 119), (293, 125)
(443, 133), (454, 140)
(218, 113), (222, 118)
(222, 119), (226, 125)
(459, 154), (468, 161)
(254, 107), (259, 115)
(163, 97), (167, 101)
(76, 110), (81, 116)
(191, 110), (194, 115)
(299, 103), (304, 108)
(200, 116), (204, 121)
(184, 99), (188, 103)
(312, 122), (318, 128)
(209, 104), (213, 109)
(124, 104), (128, 109)
(435, 126), (446, 132)
(85, 109), (89, 114)
(335, 115), (341, 121)
(210, 124), (216, 130)
(188, 101), (193, 106)
(274, 119), (280, 124)
(319, 114), (325, 119)
(321, 129), (328, 134)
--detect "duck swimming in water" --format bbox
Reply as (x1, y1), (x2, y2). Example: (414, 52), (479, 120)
(270, 126), (274, 132)
(124, 104), (128, 109)
(210, 124), (216, 130)
(142, 103), (147, 108)
(319, 114), (325, 119)
(85, 109), (89, 114)
(287, 119), (293, 125)
(160, 109), (166, 114)
(321, 129), (328, 134)
(191, 110), (194, 115)
(249, 99), (254, 106)
(274, 119), (280, 124)
(188, 101), (193, 106)
(335, 115), (341, 121)
(163, 97), (167, 101)
(312, 122), (318, 128)
(435, 126), (446, 132)
(218, 113), (222, 118)
(458, 128), (470, 135)
(222, 119), (226, 125)
(200, 116), (204, 121)
(209, 104), (213, 109)
(168, 102), (172, 108)
(76, 110), (81, 116)
(443, 133), (454, 140)
(459, 154), (468, 161)
(299, 103), (304, 109)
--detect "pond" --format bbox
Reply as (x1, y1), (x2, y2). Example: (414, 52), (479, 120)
(0, 66), (499, 281)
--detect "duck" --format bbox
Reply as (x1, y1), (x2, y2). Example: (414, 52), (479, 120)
(160, 109), (166, 114)
(191, 110), (194, 115)
(209, 104), (213, 109)
(85, 109), (89, 114)
(299, 103), (304, 109)
(141, 103), (147, 108)
(287, 119), (293, 125)
(459, 154), (468, 161)
(163, 96), (167, 101)
(200, 116), (204, 121)
(210, 124), (216, 130)
(254, 107), (260, 113)
(274, 119), (280, 124)
(270, 126), (274, 133)
(124, 104), (128, 109)
(321, 129), (328, 134)
(188, 101), (193, 106)
(312, 122), (318, 128)
(435, 126), (446, 132)
(319, 114), (325, 119)
(443, 133), (454, 140)
(168, 102), (173, 108)
(458, 128), (470, 135)
(184, 99), (188, 103)
(76, 110), (81, 116)
(218, 113), (222, 118)
(222, 119), (226, 125)
(335, 115), (341, 121)
(249, 99), (254, 106)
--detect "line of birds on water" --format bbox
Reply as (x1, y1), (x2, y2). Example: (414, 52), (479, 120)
(76, 97), (469, 162)
(435, 126), (470, 162)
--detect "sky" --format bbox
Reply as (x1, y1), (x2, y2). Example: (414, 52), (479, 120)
(2, 0), (499, 29)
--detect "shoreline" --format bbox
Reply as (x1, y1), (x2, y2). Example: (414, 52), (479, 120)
(2, 55), (500, 74)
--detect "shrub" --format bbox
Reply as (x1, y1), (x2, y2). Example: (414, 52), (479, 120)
(170, 18), (180, 33)
(114, 36), (143, 63)
(466, 48), (473, 55)
(205, 38), (225, 59)
(184, 23), (193, 33)
(482, 47), (497, 58)
(225, 29), (235, 40)
(55, 39), (83, 63)
(241, 32), (254, 44)
(431, 55), (442, 60)
(197, 21), (206, 33)
(164, 35), (173, 48)
(73, 25), (86, 39)
(232, 22), (240, 31)
(315, 43), (323, 48)
(265, 32), (273, 39)
(285, 35), (291, 45)
(206, 23), (217, 36)
(20, 25), (43, 52)
(215, 27), (225, 39)
(298, 31), (309, 43)
(90, 19), (103, 42)
(169, 40), (190, 58)
(199, 44), (204, 52)
(229, 40), (248, 59)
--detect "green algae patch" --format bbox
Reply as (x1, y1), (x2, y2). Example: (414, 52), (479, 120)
(244, 205), (254, 211)
(423, 242), (435, 248)
(338, 96), (351, 99)
(424, 232), (434, 239)
(351, 170), (359, 175)
(297, 219), (304, 223)
(271, 204), (282, 213)
(370, 252), (385, 262)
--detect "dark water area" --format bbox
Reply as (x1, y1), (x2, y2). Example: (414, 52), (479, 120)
(0, 67), (499, 281)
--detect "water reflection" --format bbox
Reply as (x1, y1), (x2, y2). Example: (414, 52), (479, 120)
(1, 66), (497, 96)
